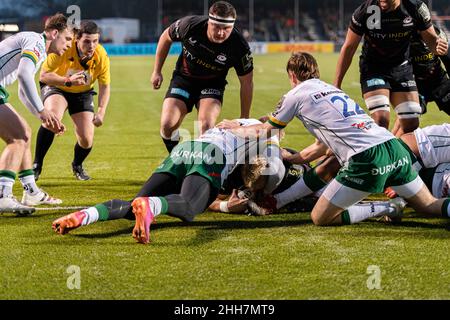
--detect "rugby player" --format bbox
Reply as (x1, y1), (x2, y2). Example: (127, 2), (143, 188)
(0, 13), (71, 214)
(151, 1), (254, 153)
(219, 52), (450, 226)
(52, 119), (284, 244)
(410, 24), (450, 115)
(33, 21), (111, 181)
(334, 0), (448, 136)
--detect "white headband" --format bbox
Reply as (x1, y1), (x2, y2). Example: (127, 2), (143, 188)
(208, 14), (236, 27)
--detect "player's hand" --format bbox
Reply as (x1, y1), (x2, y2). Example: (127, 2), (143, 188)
(93, 112), (105, 127)
(216, 119), (241, 130)
(227, 189), (249, 213)
(258, 115), (270, 123)
(436, 37), (448, 56)
(39, 109), (65, 135)
(69, 71), (87, 86)
(151, 71), (163, 90)
(384, 187), (398, 199)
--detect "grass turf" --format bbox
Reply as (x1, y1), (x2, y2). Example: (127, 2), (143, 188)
(0, 53), (449, 299)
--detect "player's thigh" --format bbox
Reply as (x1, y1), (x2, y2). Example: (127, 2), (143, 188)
(71, 111), (95, 141)
(396, 183), (442, 214)
(161, 98), (189, 128)
(43, 94), (68, 120)
(197, 98), (222, 123)
(312, 179), (370, 225)
(0, 103), (30, 143)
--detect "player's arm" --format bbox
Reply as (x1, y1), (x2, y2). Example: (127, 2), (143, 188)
(151, 28), (173, 90)
(93, 55), (111, 127)
(17, 58), (64, 133)
(238, 71), (253, 118)
(283, 139), (328, 164)
(209, 190), (249, 213)
(93, 83), (110, 127)
(334, 28), (362, 89)
(420, 26), (449, 56)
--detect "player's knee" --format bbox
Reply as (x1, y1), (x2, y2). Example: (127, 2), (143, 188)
(160, 123), (176, 139)
(310, 210), (330, 226)
(78, 136), (93, 149)
(394, 101), (421, 122)
(5, 125), (31, 147)
(365, 95), (390, 115)
(197, 117), (214, 133)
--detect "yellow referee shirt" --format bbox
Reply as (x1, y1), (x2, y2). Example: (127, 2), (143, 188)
(42, 40), (110, 94)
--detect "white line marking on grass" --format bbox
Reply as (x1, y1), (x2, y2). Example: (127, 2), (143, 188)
(34, 206), (87, 211)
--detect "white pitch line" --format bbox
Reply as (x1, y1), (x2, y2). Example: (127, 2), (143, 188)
(34, 206), (87, 211)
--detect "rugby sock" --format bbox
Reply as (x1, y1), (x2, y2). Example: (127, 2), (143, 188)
(148, 197), (169, 217)
(341, 202), (395, 225)
(441, 199), (450, 218)
(0, 170), (16, 198)
(161, 130), (180, 153)
(73, 143), (92, 166)
(274, 168), (327, 209)
(34, 126), (55, 166)
(79, 204), (110, 226)
(18, 169), (40, 196)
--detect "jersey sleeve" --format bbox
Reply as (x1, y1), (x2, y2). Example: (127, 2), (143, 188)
(97, 47), (111, 85)
(414, 1), (432, 31)
(268, 94), (299, 129)
(349, 2), (367, 36)
(21, 34), (46, 67)
(168, 16), (198, 41)
(233, 36), (254, 76)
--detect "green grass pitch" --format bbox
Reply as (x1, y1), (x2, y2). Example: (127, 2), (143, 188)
(0, 53), (449, 300)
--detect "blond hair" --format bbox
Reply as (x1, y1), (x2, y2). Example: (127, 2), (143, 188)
(242, 156), (269, 190)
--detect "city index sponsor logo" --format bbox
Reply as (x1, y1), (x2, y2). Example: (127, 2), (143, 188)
(368, 31), (411, 39)
(413, 52), (434, 62)
(371, 157), (409, 176)
(195, 58), (225, 72)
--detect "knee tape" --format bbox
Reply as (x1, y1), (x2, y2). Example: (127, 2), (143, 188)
(394, 101), (422, 119)
(365, 95), (390, 114)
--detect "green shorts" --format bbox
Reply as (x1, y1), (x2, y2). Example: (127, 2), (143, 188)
(336, 138), (418, 193)
(154, 141), (226, 190)
(0, 85), (9, 104)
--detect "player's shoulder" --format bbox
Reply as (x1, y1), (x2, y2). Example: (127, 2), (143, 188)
(402, 0), (430, 16)
(95, 43), (109, 60)
(229, 28), (249, 45)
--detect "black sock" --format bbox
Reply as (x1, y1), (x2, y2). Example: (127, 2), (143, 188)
(162, 137), (179, 153)
(101, 199), (133, 220)
(34, 126), (55, 166)
(73, 143), (92, 166)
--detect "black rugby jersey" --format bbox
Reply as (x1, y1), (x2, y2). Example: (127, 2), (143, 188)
(168, 16), (253, 80)
(410, 25), (448, 81)
(350, 0), (432, 66)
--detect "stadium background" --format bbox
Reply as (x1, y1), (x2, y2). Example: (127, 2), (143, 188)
(0, 0), (449, 300)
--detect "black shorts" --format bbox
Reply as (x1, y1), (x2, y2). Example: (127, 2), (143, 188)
(416, 72), (450, 114)
(360, 60), (418, 94)
(41, 84), (96, 116)
(165, 72), (227, 113)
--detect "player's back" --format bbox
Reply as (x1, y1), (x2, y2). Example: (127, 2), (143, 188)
(0, 32), (45, 87)
(291, 79), (394, 164)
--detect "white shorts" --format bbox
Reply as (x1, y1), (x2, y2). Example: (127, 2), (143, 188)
(322, 179), (370, 209)
(414, 123), (450, 168)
